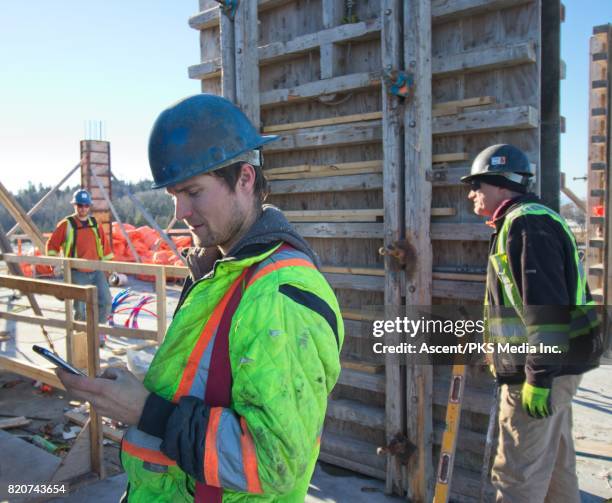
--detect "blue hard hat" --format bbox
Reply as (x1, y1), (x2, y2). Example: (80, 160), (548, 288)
(148, 94), (279, 189)
(71, 189), (92, 205)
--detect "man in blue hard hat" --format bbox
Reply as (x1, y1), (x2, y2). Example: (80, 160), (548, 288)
(46, 188), (113, 346)
(462, 144), (602, 502)
(55, 94), (343, 502)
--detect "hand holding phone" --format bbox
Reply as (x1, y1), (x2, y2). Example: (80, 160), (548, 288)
(32, 345), (86, 376)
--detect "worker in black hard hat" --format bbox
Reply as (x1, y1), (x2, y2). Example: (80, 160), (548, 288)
(462, 144), (602, 502)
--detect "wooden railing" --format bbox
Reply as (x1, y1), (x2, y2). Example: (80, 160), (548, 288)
(0, 253), (189, 344)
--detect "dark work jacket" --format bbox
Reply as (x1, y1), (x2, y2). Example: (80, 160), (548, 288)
(486, 194), (602, 387)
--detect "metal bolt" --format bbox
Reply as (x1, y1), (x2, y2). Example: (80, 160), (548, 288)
(409, 121), (416, 128)
(410, 60), (416, 68)
(237, 48), (242, 54)
(386, 64), (393, 71)
(408, 285), (416, 293)
(385, 9), (392, 15)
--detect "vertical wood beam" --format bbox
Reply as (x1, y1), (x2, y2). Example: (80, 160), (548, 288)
(64, 259), (74, 365)
(321, 0), (343, 79)
(381, 0), (405, 495)
(84, 286), (104, 479)
(156, 267), (167, 344)
(220, 10), (236, 101)
(234, 1), (260, 126)
(601, 25), (612, 305)
(404, 0), (433, 500)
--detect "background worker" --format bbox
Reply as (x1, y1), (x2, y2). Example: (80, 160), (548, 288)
(46, 188), (113, 345)
(56, 94), (344, 502)
(462, 144), (602, 503)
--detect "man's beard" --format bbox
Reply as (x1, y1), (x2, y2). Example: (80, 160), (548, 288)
(192, 202), (246, 250)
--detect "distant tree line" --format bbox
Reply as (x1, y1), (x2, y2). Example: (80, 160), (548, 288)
(0, 179), (180, 234)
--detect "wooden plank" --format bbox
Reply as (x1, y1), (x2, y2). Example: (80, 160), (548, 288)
(432, 96), (496, 114)
(324, 272), (385, 291)
(188, 6), (220, 30)
(342, 360), (384, 374)
(84, 281), (104, 478)
(188, 58), (222, 80)
(266, 166), (383, 180)
(433, 106), (539, 136)
(0, 274), (91, 302)
(432, 152), (469, 163)
(2, 253), (169, 276)
(432, 271), (486, 282)
(337, 367), (385, 393)
(318, 451), (386, 480)
(64, 411), (124, 443)
(342, 309), (382, 322)
(404, 0), (433, 498)
(155, 267), (167, 344)
(0, 416), (31, 429)
(259, 19), (382, 66)
(264, 123), (383, 153)
(0, 356), (65, 390)
(326, 398), (385, 430)
(260, 72), (381, 107)
(433, 41), (537, 77)
(432, 279), (485, 300)
(234, 0), (260, 127)
(574, 439), (612, 459)
(431, 207), (456, 216)
(321, 265), (385, 276)
(220, 6), (236, 101)
(269, 173), (384, 194)
(432, 0), (532, 23)
(284, 209), (383, 222)
(263, 111), (382, 133)
(0, 180), (46, 251)
(321, 432), (386, 472)
(265, 160), (382, 176)
(292, 222), (383, 239)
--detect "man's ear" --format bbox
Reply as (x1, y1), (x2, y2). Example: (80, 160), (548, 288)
(239, 163), (256, 191)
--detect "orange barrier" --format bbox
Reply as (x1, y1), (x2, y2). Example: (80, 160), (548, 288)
(111, 223), (191, 281)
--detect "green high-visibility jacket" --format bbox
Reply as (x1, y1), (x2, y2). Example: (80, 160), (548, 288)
(485, 196), (601, 387)
(120, 242), (343, 502)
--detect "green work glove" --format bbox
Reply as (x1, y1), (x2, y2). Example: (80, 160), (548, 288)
(521, 382), (552, 418)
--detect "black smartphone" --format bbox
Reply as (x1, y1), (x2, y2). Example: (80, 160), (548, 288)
(32, 345), (86, 376)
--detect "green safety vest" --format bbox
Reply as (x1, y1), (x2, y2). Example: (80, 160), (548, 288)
(120, 243), (343, 502)
(62, 216), (107, 260)
(485, 203), (598, 354)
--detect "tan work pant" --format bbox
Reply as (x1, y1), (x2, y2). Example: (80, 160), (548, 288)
(491, 374), (582, 503)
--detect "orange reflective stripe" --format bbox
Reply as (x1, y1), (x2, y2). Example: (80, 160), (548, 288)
(240, 417), (263, 494)
(122, 439), (176, 466)
(248, 258), (316, 287)
(204, 407), (222, 487)
(173, 270), (248, 401)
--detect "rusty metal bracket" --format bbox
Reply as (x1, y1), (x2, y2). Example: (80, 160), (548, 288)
(377, 432), (417, 466)
(426, 169), (447, 183)
(215, 0), (238, 20)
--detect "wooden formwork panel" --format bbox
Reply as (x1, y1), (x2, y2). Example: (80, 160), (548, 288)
(190, 0), (544, 500)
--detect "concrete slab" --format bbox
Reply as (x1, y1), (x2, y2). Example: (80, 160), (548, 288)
(48, 464), (400, 503)
(0, 429), (61, 502)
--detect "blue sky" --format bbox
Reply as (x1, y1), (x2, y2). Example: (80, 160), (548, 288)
(0, 1), (611, 198)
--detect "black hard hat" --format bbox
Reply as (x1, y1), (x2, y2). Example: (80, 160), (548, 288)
(461, 144), (534, 186)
